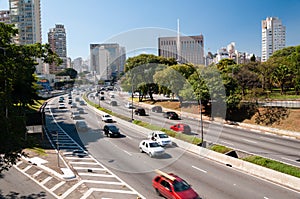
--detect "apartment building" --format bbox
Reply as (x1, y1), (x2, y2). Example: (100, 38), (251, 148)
(261, 17), (286, 62)
(48, 24), (67, 73)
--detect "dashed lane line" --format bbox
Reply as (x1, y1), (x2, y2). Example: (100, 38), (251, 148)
(192, 165), (207, 173)
(81, 188), (138, 199)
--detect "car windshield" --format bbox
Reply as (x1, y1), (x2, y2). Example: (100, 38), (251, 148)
(149, 142), (160, 147)
(104, 115), (111, 118)
(159, 134), (168, 138)
(173, 180), (191, 192)
(108, 126), (118, 132)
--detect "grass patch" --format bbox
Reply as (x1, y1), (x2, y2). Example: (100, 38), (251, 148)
(209, 144), (232, 154)
(29, 147), (47, 156)
(243, 156), (300, 178)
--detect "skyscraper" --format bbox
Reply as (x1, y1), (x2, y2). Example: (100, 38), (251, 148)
(9, 0), (41, 45)
(261, 17), (286, 62)
(48, 24), (67, 74)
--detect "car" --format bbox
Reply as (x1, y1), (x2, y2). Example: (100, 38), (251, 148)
(103, 124), (120, 137)
(139, 140), (165, 158)
(71, 111), (80, 119)
(148, 131), (172, 147)
(75, 120), (88, 131)
(125, 102), (134, 109)
(71, 102), (77, 108)
(77, 107), (84, 114)
(170, 123), (191, 134)
(134, 107), (146, 116)
(110, 100), (118, 106)
(109, 93), (115, 98)
(100, 96), (105, 100)
(102, 114), (113, 123)
(151, 105), (162, 113)
(75, 97), (80, 102)
(152, 169), (200, 199)
(58, 103), (66, 109)
(163, 111), (179, 120)
(68, 99), (73, 104)
(79, 100), (86, 106)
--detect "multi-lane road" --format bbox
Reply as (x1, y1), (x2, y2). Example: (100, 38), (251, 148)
(90, 90), (300, 168)
(46, 90), (300, 198)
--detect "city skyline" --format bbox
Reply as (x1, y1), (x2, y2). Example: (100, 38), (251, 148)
(1, 0), (300, 60)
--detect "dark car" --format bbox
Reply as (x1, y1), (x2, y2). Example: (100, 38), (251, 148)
(110, 100), (118, 106)
(152, 170), (200, 199)
(163, 111), (179, 120)
(103, 124), (120, 137)
(151, 106), (162, 113)
(134, 107), (146, 116)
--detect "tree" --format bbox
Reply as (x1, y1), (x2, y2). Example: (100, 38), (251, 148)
(122, 54), (176, 101)
(0, 22), (61, 172)
(56, 68), (78, 79)
(234, 65), (260, 96)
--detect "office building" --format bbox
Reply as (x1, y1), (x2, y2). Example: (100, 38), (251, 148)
(261, 17), (286, 62)
(48, 24), (67, 73)
(90, 43), (126, 80)
(158, 34), (204, 65)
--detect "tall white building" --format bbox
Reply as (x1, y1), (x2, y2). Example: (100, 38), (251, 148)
(90, 43), (126, 80)
(261, 17), (286, 62)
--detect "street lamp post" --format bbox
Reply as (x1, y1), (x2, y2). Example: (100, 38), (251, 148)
(131, 79), (134, 122)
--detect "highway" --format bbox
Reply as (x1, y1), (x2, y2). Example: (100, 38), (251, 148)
(49, 91), (300, 199)
(89, 90), (300, 168)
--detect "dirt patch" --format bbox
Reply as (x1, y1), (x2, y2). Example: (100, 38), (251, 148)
(244, 109), (300, 132)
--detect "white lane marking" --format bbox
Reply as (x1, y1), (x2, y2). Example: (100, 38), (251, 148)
(41, 176), (52, 185)
(50, 181), (66, 191)
(264, 197), (269, 199)
(23, 165), (32, 172)
(242, 138), (257, 144)
(73, 166), (105, 171)
(81, 188), (138, 199)
(78, 173), (114, 177)
(281, 157), (296, 162)
(126, 135), (132, 140)
(221, 141), (234, 146)
(33, 170), (43, 177)
(192, 165), (207, 173)
(69, 161), (98, 165)
(123, 150), (132, 156)
(260, 136), (275, 141)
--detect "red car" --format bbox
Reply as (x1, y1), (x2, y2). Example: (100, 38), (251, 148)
(152, 170), (200, 199)
(170, 123), (191, 134)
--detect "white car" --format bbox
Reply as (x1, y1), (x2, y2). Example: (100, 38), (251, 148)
(58, 103), (66, 109)
(102, 114), (113, 123)
(125, 102), (134, 109)
(71, 111), (80, 119)
(148, 131), (172, 147)
(139, 140), (165, 158)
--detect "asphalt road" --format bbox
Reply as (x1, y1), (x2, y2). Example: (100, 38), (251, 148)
(89, 91), (300, 168)
(52, 93), (300, 199)
(0, 167), (56, 199)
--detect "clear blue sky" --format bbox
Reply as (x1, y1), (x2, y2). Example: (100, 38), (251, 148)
(1, 0), (300, 60)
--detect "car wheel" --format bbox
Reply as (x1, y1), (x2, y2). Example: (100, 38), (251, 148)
(149, 152), (153, 158)
(155, 188), (162, 196)
(139, 147), (143, 153)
